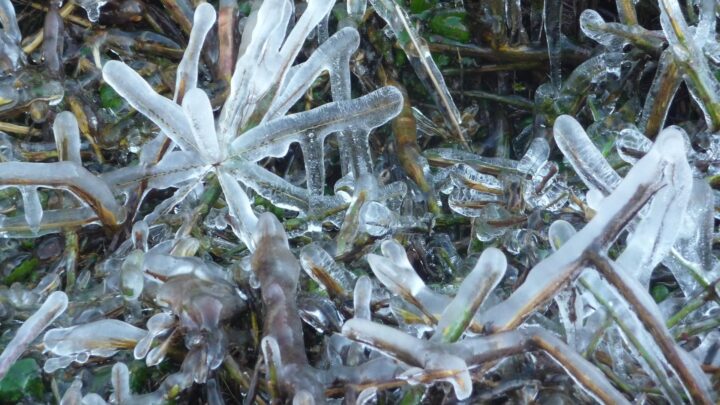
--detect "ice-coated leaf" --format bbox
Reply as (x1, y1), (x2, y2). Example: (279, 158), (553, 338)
(432, 248), (506, 343)
(300, 243), (356, 298)
(353, 276), (372, 320)
(111, 362), (131, 404)
(0, 161), (125, 227)
(265, 27), (360, 120)
(554, 115), (621, 195)
(230, 86), (403, 195)
(53, 112), (82, 164)
(182, 89), (220, 162)
(617, 126), (693, 286)
(174, 3), (216, 102)
(218, 169), (257, 251)
(20, 187), (42, 235)
(367, 239), (449, 319)
(43, 319), (147, 363)
(102, 61), (196, 153)
(0, 291), (68, 380)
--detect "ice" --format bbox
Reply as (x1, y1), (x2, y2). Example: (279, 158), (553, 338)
(369, 0), (468, 148)
(353, 276), (372, 320)
(20, 187), (42, 235)
(617, 126), (692, 287)
(132, 221), (149, 252)
(120, 250), (144, 301)
(217, 169), (257, 251)
(346, 0), (366, 20)
(359, 201), (397, 236)
(102, 61), (195, 153)
(477, 115), (687, 332)
(76, 0), (108, 22)
(110, 362), (131, 404)
(367, 239), (449, 319)
(182, 89), (220, 163)
(616, 127), (652, 164)
(0, 291), (67, 379)
(659, 0), (720, 130)
(554, 115), (621, 195)
(516, 138), (550, 175)
(53, 112), (82, 164)
(43, 319), (147, 372)
(174, 4), (216, 103)
(639, 50), (682, 136)
(61, 379), (83, 405)
(432, 248), (506, 343)
(300, 243), (356, 298)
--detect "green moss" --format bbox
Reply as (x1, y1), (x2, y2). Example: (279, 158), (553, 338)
(4, 257), (38, 285)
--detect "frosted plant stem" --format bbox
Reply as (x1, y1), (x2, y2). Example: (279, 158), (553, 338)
(0, 291), (68, 379)
(588, 252), (713, 404)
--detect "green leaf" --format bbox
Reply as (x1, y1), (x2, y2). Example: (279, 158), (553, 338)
(4, 257), (38, 285)
(0, 359), (43, 404)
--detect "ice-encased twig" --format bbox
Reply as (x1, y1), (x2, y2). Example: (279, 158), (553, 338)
(550, 220), (684, 402)
(477, 115), (685, 332)
(342, 319), (629, 404)
(0, 291), (67, 380)
(369, 0), (469, 150)
(658, 0), (720, 130)
(0, 161), (125, 226)
(251, 213), (323, 400)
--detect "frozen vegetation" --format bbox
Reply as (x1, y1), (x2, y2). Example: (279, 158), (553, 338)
(0, 0), (718, 403)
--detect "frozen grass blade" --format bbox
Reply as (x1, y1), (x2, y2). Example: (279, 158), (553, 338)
(0, 291), (68, 380)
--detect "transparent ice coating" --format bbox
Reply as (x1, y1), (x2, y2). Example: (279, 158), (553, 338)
(477, 115), (690, 332)
(0, 0), (22, 73)
(554, 115), (621, 195)
(549, 220), (685, 401)
(368, 0), (468, 149)
(174, 4), (216, 102)
(76, 0), (108, 22)
(0, 291), (67, 379)
(432, 248), (506, 343)
(218, 169), (257, 250)
(353, 276), (372, 321)
(300, 243), (356, 298)
(53, 112), (82, 164)
(43, 319), (147, 372)
(367, 239), (449, 319)
(616, 126), (692, 286)
(120, 250), (144, 301)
